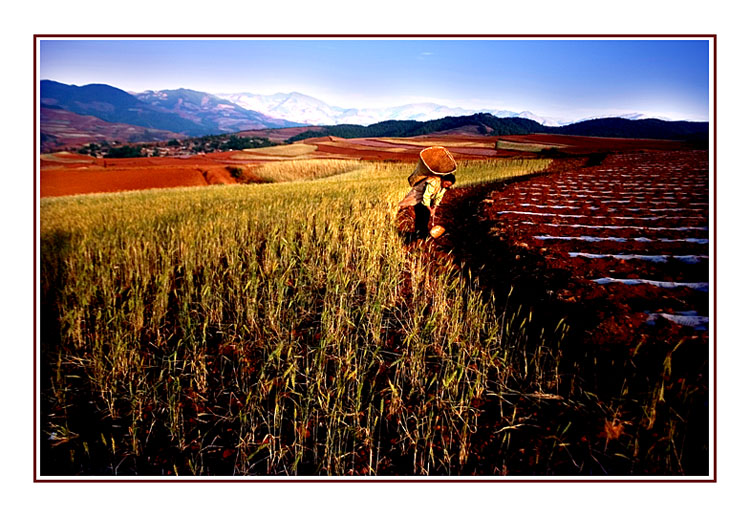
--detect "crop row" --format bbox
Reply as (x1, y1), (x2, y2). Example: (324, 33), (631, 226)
(492, 150), (709, 324)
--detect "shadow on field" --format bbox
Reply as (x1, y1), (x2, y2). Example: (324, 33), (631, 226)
(39, 229), (83, 475)
(436, 158), (611, 388)
(40, 230), (130, 475)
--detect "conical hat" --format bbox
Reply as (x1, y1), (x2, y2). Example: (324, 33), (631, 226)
(420, 146), (457, 175)
(407, 146), (457, 186)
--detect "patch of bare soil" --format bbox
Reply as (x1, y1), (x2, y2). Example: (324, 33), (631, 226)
(40, 166), (211, 197)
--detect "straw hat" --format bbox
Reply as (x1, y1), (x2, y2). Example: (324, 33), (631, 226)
(408, 146), (457, 186)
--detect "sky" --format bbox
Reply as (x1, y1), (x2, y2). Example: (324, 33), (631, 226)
(39, 37), (710, 123)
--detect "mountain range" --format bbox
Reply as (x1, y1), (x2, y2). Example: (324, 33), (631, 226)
(215, 91), (570, 127)
(40, 80), (301, 136)
(39, 80), (708, 152)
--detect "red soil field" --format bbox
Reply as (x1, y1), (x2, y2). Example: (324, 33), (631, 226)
(39, 134), (700, 198)
(40, 151), (245, 197)
(40, 135), (513, 197)
(500, 133), (688, 153)
(41, 167), (209, 197)
(423, 147), (711, 475)
(482, 149), (709, 346)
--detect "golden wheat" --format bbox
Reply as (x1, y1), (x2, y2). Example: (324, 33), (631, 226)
(40, 157), (574, 476)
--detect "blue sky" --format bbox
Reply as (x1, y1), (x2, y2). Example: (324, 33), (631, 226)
(39, 38), (710, 122)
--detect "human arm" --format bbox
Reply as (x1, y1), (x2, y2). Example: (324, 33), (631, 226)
(423, 178), (447, 218)
(422, 178), (445, 207)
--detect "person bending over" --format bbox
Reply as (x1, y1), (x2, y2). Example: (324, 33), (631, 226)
(398, 172), (455, 240)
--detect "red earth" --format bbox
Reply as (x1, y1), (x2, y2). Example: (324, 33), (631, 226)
(498, 133), (690, 153)
(487, 150), (708, 314)
(433, 148), (710, 471)
(437, 148), (710, 355)
(39, 134), (523, 197)
(41, 134), (696, 198)
(40, 152), (244, 197)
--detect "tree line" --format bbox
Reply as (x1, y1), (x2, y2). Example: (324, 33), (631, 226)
(76, 134), (278, 158)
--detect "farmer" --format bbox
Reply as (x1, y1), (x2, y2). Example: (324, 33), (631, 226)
(399, 173), (456, 238)
(397, 146), (457, 241)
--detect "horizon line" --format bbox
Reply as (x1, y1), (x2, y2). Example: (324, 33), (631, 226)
(39, 78), (709, 125)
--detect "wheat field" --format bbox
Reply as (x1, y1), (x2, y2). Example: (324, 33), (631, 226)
(40, 157), (581, 476)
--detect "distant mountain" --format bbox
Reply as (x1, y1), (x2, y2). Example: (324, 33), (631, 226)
(40, 80), (302, 138)
(134, 88), (302, 133)
(217, 92), (355, 126)
(515, 111), (569, 127)
(574, 113), (649, 123)
(217, 91), (567, 127)
(41, 80), (207, 135)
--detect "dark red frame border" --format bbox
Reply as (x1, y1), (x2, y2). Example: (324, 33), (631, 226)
(32, 34), (718, 483)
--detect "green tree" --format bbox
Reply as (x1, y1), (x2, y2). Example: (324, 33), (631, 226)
(105, 145), (143, 158)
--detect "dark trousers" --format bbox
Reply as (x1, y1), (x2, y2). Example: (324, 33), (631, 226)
(414, 203), (431, 239)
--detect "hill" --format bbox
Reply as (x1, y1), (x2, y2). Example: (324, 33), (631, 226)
(286, 114), (545, 142)
(551, 117), (709, 140)
(286, 113), (708, 143)
(40, 107), (185, 153)
(135, 88), (303, 133)
(40, 80), (302, 138)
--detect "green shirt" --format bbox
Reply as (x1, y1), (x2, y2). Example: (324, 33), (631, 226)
(422, 177), (447, 208)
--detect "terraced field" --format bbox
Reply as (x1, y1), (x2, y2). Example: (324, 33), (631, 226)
(488, 149), (710, 345)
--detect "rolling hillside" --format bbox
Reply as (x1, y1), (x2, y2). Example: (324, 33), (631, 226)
(286, 113), (708, 143)
(40, 107), (185, 153)
(40, 80), (302, 137)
